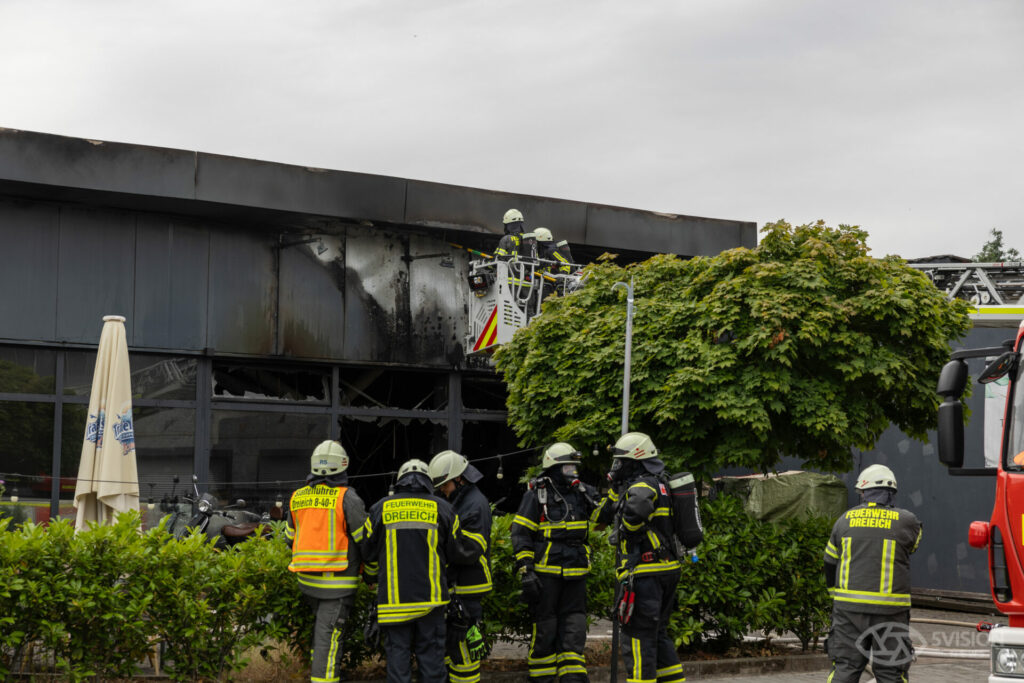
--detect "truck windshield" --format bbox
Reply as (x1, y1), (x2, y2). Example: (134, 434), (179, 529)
(1006, 360), (1024, 471)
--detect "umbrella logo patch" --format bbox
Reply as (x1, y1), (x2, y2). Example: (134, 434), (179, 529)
(85, 411), (106, 447)
(113, 411), (135, 455)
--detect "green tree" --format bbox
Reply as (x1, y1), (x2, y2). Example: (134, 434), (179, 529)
(974, 228), (1021, 262)
(494, 220), (972, 480)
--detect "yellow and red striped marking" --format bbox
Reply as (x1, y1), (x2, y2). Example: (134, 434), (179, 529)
(473, 306), (499, 351)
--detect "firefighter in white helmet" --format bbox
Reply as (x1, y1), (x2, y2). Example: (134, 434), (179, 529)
(285, 440), (367, 683)
(511, 442), (598, 681)
(823, 464), (922, 683)
(494, 208), (537, 291)
(591, 432), (686, 683)
(428, 450), (492, 683)
(358, 458), (481, 683)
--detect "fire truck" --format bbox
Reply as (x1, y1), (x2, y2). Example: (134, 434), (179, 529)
(930, 261), (1024, 679)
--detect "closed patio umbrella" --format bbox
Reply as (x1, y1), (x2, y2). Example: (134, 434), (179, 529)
(74, 315), (138, 530)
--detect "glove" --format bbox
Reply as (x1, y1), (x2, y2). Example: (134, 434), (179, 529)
(465, 624), (486, 661)
(364, 602), (381, 650)
(520, 568), (542, 605)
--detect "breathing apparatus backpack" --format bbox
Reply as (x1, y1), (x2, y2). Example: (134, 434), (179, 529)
(660, 471), (704, 553)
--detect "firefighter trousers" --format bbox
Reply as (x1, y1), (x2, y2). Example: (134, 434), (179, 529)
(620, 572), (685, 683)
(382, 606), (447, 683)
(528, 573), (589, 682)
(305, 592), (353, 683)
(826, 608), (912, 683)
(446, 595), (484, 683)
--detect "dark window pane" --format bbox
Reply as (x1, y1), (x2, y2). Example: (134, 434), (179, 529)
(338, 367), (447, 409)
(462, 374), (507, 410)
(63, 350), (98, 397)
(213, 363), (329, 403)
(337, 415), (448, 505)
(0, 347), (56, 395)
(134, 407), (195, 530)
(59, 404), (90, 505)
(131, 356), (198, 401)
(210, 411), (330, 515)
(0, 401), (54, 526)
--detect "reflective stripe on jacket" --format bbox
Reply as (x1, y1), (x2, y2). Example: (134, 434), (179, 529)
(592, 474), (680, 580)
(449, 483), (493, 595)
(512, 478), (596, 578)
(824, 502), (922, 614)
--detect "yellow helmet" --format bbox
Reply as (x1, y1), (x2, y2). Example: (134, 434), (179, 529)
(428, 450), (468, 487)
(610, 432), (659, 460)
(534, 227), (553, 242)
(311, 440), (349, 476)
(503, 208), (524, 225)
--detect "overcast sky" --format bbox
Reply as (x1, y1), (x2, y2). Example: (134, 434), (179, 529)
(1, 0), (1021, 259)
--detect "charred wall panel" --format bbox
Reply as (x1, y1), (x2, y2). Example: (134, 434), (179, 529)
(134, 216), (210, 350)
(343, 227), (408, 363)
(56, 207), (136, 343)
(0, 199), (59, 342)
(407, 234), (467, 364)
(207, 229), (276, 355)
(277, 235), (347, 359)
(585, 205), (757, 256)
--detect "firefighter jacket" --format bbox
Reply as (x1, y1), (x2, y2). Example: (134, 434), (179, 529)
(448, 482), (493, 596)
(592, 472), (680, 580)
(512, 475), (597, 579)
(286, 482), (367, 594)
(824, 501), (922, 614)
(358, 476), (481, 624)
(538, 241), (573, 274)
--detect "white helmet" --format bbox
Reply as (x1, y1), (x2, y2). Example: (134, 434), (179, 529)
(533, 227), (553, 242)
(428, 450), (469, 487)
(311, 440), (349, 476)
(397, 459), (430, 480)
(610, 432), (659, 460)
(503, 208), (524, 225)
(542, 442), (581, 469)
(855, 464), (897, 491)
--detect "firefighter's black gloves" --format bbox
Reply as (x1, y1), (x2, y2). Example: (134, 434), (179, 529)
(520, 568), (542, 605)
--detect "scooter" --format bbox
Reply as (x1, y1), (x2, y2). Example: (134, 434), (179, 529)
(165, 475), (271, 549)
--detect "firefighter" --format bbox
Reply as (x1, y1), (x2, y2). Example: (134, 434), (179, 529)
(285, 440), (367, 683)
(494, 208), (526, 261)
(511, 442), (598, 682)
(823, 464), (922, 683)
(358, 458), (480, 683)
(591, 432), (686, 683)
(534, 227), (573, 275)
(428, 450), (492, 683)
(494, 208), (537, 294)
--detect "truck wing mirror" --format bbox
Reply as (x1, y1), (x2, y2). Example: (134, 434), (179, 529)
(936, 360), (968, 398)
(978, 351), (1017, 385)
(937, 398), (965, 468)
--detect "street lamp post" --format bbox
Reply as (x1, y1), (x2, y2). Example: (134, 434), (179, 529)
(608, 275), (635, 683)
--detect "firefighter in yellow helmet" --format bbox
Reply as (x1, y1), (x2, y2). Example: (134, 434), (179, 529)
(511, 442), (598, 682)
(358, 458), (483, 683)
(428, 450), (492, 683)
(823, 464), (922, 683)
(591, 432), (685, 683)
(285, 440), (367, 683)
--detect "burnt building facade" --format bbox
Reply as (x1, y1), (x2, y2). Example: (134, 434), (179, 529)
(0, 128), (756, 524)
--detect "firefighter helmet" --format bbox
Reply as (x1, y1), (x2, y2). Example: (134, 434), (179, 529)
(534, 227), (553, 242)
(542, 442), (582, 469)
(311, 440), (349, 476)
(397, 458), (430, 480)
(503, 208), (524, 225)
(855, 464), (897, 491)
(428, 450), (468, 487)
(610, 432), (659, 460)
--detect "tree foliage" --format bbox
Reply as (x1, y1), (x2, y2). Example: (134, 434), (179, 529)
(494, 220), (972, 480)
(974, 228), (1021, 262)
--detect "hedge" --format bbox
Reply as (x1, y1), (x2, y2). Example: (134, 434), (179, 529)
(0, 496), (832, 680)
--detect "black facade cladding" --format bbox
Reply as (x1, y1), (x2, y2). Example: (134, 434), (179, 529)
(0, 127), (753, 532)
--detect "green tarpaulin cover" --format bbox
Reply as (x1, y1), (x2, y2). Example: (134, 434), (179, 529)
(716, 470), (847, 522)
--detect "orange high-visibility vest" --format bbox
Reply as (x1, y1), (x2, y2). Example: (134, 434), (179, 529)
(288, 484), (350, 573)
